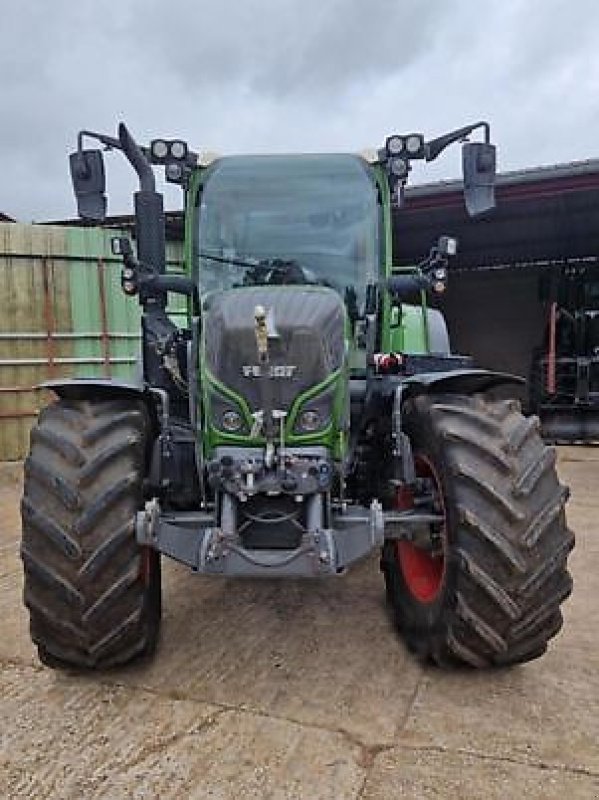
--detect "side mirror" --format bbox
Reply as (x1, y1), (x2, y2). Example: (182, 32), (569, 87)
(68, 149), (107, 222)
(462, 141), (496, 217)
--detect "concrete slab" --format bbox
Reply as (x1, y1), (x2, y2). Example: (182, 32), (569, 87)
(361, 746), (599, 800)
(1, 661), (364, 800)
(0, 540), (19, 580)
(0, 468), (21, 580)
(0, 570), (37, 666)
(102, 556), (423, 748)
(398, 648), (599, 774)
(92, 708), (365, 800)
(1, 450), (597, 798)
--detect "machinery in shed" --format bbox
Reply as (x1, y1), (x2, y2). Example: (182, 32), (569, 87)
(395, 158), (599, 441)
(529, 262), (599, 441)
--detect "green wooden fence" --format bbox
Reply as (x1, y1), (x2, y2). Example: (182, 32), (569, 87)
(0, 222), (184, 459)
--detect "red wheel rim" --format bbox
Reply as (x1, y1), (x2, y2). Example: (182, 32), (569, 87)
(140, 546), (153, 585)
(396, 454), (446, 604)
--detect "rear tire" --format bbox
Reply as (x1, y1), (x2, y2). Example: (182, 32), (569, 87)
(20, 396), (161, 670)
(381, 393), (574, 668)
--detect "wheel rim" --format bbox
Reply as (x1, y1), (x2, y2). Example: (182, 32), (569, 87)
(396, 454), (446, 604)
(140, 546), (156, 586)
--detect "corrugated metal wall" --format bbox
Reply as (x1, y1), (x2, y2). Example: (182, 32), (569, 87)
(438, 267), (544, 408)
(0, 222), (184, 460)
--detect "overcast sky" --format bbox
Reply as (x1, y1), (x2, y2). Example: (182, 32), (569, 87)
(2, 0), (598, 221)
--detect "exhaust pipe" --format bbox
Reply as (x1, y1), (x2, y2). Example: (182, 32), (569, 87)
(118, 122), (166, 279)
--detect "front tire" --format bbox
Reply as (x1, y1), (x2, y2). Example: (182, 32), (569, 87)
(381, 393), (574, 668)
(21, 396), (161, 670)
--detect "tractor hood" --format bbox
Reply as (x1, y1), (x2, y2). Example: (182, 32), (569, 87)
(203, 286), (346, 414)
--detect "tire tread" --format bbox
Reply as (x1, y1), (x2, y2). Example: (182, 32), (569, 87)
(21, 396), (160, 670)
(382, 393), (573, 668)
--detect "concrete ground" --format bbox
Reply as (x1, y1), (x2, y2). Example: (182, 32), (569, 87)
(0, 450), (598, 799)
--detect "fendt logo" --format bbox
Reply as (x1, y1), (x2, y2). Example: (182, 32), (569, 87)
(242, 365), (297, 378)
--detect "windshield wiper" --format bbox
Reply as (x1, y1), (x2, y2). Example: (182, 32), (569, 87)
(199, 250), (262, 270)
(199, 251), (319, 286)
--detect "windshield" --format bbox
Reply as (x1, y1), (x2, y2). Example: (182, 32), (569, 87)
(197, 154), (379, 308)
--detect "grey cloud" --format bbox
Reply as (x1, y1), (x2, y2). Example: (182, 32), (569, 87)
(138, 0), (446, 98)
(0, 1), (598, 221)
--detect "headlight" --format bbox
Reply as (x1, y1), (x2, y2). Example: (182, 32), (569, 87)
(170, 140), (188, 160)
(222, 410), (243, 432)
(405, 133), (424, 156)
(438, 235), (458, 257)
(209, 388), (248, 435)
(389, 157), (408, 178)
(386, 135), (404, 156)
(293, 382), (337, 435)
(151, 139), (169, 160)
(165, 163), (183, 182)
(122, 280), (138, 296)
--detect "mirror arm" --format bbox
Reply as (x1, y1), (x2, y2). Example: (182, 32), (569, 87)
(76, 126), (155, 193)
(425, 121), (490, 162)
(77, 130), (121, 155)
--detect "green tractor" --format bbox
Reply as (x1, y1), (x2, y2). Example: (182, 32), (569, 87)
(21, 121), (573, 670)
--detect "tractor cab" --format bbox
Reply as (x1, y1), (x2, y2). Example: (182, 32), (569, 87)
(196, 154), (379, 311)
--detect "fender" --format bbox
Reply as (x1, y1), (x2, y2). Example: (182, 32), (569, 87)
(401, 368), (525, 397)
(363, 367), (525, 408)
(352, 366), (524, 423)
(390, 369), (525, 485)
(43, 377), (146, 402)
(42, 377), (201, 503)
(42, 377), (165, 430)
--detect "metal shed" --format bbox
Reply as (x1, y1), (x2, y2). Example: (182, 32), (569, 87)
(394, 158), (599, 405)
